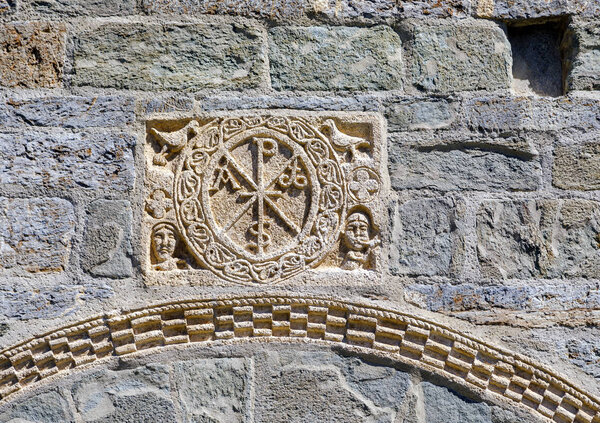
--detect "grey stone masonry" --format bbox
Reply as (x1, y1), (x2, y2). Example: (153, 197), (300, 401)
(390, 197), (463, 277)
(473, 0), (597, 19)
(477, 199), (600, 279)
(400, 19), (512, 93)
(0, 96), (135, 128)
(23, 0), (136, 16)
(553, 130), (600, 190)
(389, 131), (542, 192)
(565, 19), (600, 92)
(142, 0), (305, 20)
(72, 22), (266, 91)
(0, 197), (75, 273)
(0, 130), (135, 193)
(81, 200), (133, 279)
(268, 25), (403, 91)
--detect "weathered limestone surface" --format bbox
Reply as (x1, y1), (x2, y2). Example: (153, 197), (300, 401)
(0, 197), (75, 272)
(553, 131), (600, 190)
(0, 284), (113, 319)
(142, 0), (305, 19)
(474, 0), (596, 19)
(566, 19), (600, 92)
(0, 130), (135, 192)
(25, 0), (136, 16)
(0, 22), (66, 88)
(173, 358), (252, 422)
(72, 365), (175, 422)
(0, 389), (74, 423)
(269, 26), (403, 91)
(82, 200), (133, 279)
(73, 23), (266, 90)
(477, 199), (600, 279)
(389, 132), (541, 192)
(400, 19), (511, 93)
(390, 197), (462, 276)
(0, 96), (135, 128)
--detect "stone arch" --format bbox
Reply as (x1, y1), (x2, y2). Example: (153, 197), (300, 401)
(0, 295), (598, 423)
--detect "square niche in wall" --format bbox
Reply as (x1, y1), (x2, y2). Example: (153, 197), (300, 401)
(143, 112), (386, 287)
(508, 20), (566, 97)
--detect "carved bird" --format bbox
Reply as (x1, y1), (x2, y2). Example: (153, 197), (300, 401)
(321, 119), (371, 161)
(151, 120), (200, 166)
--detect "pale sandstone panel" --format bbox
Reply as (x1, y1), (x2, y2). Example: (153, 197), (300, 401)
(143, 112), (386, 286)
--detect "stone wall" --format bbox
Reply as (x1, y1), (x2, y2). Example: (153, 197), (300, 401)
(0, 0), (599, 421)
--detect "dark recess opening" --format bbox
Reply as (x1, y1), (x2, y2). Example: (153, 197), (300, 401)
(507, 20), (567, 97)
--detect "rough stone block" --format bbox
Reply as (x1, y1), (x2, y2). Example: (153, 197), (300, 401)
(474, 0), (594, 20)
(269, 25), (403, 91)
(0, 389), (74, 423)
(0, 284), (113, 319)
(0, 22), (66, 88)
(82, 200), (133, 279)
(142, 0), (305, 19)
(316, 0), (469, 19)
(565, 19), (600, 91)
(254, 351), (408, 422)
(73, 22), (266, 91)
(26, 0), (135, 15)
(390, 198), (462, 276)
(405, 282), (600, 314)
(389, 132), (541, 192)
(477, 199), (600, 279)
(385, 97), (457, 131)
(0, 0), (13, 14)
(0, 198), (75, 272)
(0, 96), (135, 128)
(173, 358), (252, 422)
(142, 95), (194, 115)
(197, 93), (381, 112)
(401, 19), (511, 93)
(0, 130), (135, 192)
(463, 95), (600, 132)
(72, 364), (175, 423)
(553, 131), (600, 190)
(422, 382), (491, 423)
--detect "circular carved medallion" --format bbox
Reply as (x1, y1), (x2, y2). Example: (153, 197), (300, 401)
(173, 117), (347, 284)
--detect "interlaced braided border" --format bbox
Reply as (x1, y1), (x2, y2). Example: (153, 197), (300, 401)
(0, 295), (598, 423)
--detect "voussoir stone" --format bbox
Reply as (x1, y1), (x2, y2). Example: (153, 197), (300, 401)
(73, 22), (266, 91)
(0, 130), (135, 192)
(268, 25), (403, 91)
(0, 96), (135, 128)
(401, 19), (511, 93)
(82, 200), (133, 279)
(477, 199), (600, 279)
(0, 22), (66, 88)
(0, 197), (75, 273)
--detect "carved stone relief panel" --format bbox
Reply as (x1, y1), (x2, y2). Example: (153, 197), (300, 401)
(143, 112), (386, 286)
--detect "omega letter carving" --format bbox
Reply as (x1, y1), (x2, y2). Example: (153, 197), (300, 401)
(143, 113), (385, 286)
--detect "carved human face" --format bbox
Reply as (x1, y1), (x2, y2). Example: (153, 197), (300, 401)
(344, 213), (370, 251)
(152, 226), (176, 262)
